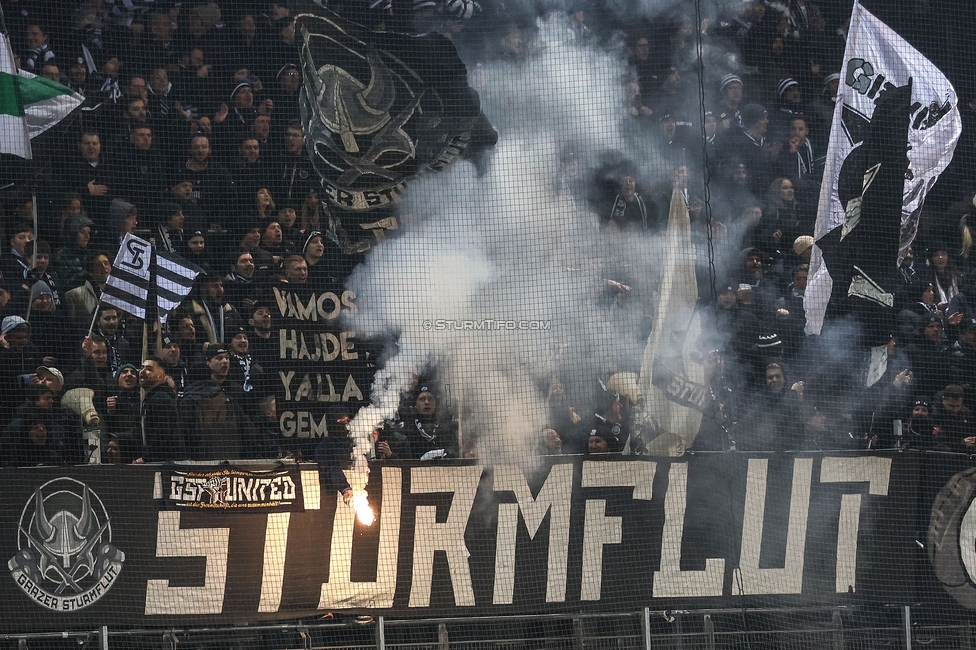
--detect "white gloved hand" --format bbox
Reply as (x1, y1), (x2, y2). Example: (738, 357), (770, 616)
(420, 449), (448, 461)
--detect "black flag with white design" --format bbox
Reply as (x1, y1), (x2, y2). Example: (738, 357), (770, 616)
(102, 233), (152, 319)
(803, 5), (961, 336)
(816, 81), (911, 346)
(295, 8), (496, 254)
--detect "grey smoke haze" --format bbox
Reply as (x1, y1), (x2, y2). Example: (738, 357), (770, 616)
(347, 15), (677, 465)
(342, 2), (874, 466)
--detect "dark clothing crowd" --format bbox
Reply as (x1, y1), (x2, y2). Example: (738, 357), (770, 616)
(2, 0), (976, 465)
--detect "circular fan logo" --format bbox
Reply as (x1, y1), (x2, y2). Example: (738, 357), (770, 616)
(8, 478), (125, 611)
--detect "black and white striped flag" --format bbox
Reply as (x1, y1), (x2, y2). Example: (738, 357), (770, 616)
(102, 233), (151, 319)
(155, 250), (203, 324)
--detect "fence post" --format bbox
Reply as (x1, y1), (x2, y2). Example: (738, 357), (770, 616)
(703, 614), (715, 650)
(376, 616), (385, 650)
(101, 625), (109, 650)
(573, 615), (584, 650)
(903, 605), (912, 650)
(831, 610), (844, 650)
(643, 608), (651, 650)
(437, 622), (449, 650)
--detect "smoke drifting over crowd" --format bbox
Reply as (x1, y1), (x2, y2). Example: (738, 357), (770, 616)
(306, 0), (827, 466)
(347, 15), (680, 465)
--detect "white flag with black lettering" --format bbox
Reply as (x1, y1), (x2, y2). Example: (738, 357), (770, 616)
(804, 3), (962, 335)
(102, 233), (151, 319)
(155, 250), (203, 325)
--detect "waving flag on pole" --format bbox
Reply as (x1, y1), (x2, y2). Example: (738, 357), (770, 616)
(638, 187), (706, 456)
(102, 235), (203, 323)
(0, 33), (83, 159)
(103, 234), (152, 319)
(804, 3), (962, 335)
(155, 250), (203, 325)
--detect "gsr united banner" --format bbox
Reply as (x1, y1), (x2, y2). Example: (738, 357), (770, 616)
(2, 453), (976, 631)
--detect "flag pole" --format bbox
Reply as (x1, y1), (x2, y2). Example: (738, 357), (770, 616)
(31, 190), (38, 269)
(140, 240), (158, 451)
(26, 189), (36, 320)
(141, 315), (148, 451)
(86, 302), (100, 338)
(3, 0), (34, 312)
(146, 238), (160, 357)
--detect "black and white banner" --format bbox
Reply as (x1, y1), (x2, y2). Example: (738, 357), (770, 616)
(804, 3), (962, 335)
(162, 466), (305, 512)
(296, 10), (490, 213)
(272, 283), (374, 448)
(102, 233), (152, 319)
(155, 251), (203, 325)
(6, 453), (976, 631)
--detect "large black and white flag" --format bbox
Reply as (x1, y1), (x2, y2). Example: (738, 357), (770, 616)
(819, 80), (912, 350)
(155, 250), (203, 325)
(805, 3), (962, 335)
(102, 233), (151, 319)
(295, 10), (493, 213)
(102, 236), (201, 323)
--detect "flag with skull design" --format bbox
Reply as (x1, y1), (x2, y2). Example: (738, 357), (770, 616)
(295, 9), (496, 252)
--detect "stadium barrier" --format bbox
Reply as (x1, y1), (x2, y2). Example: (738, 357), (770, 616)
(3, 452), (976, 637)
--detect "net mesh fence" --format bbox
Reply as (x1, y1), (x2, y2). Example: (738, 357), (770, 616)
(2, 0), (976, 645)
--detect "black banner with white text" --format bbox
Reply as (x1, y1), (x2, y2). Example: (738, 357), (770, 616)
(271, 283), (374, 445)
(4, 453), (976, 631)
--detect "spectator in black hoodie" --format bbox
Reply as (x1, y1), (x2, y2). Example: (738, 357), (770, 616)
(138, 357), (185, 463)
(908, 315), (954, 399)
(223, 249), (260, 312)
(113, 125), (164, 208)
(12, 240), (62, 316)
(25, 281), (70, 366)
(66, 334), (112, 395)
(933, 384), (976, 452)
(0, 222), (34, 285)
(3, 410), (65, 467)
(96, 363), (143, 464)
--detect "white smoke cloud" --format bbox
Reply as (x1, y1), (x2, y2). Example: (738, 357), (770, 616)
(347, 15), (675, 466)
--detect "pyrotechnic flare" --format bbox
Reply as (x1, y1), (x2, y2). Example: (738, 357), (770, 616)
(352, 492), (375, 526)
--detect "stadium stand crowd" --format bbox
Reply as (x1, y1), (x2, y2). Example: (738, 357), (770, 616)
(2, 0), (976, 465)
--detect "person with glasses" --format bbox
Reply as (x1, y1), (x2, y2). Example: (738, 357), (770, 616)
(275, 121), (316, 205)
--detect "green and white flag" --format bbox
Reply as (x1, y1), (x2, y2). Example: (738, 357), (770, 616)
(1, 33), (83, 160)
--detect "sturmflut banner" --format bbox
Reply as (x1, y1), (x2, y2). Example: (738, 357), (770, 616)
(5, 454), (976, 631)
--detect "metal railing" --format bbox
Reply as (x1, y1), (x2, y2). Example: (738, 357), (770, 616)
(3, 606), (968, 650)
